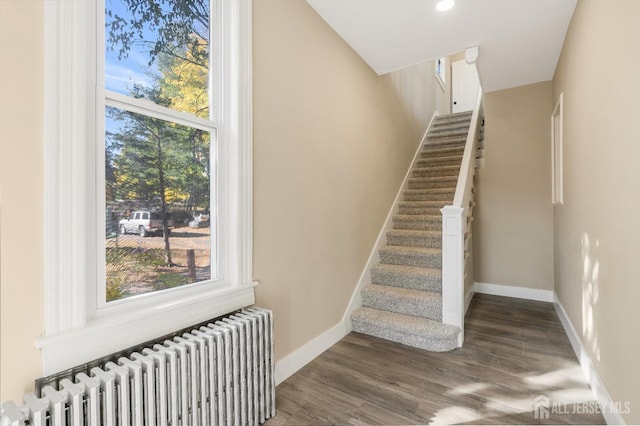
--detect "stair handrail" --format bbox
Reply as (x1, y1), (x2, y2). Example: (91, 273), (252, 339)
(441, 87), (483, 347)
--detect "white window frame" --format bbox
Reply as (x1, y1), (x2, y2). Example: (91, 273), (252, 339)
(436, 57), (447, 91)
(38, 0), (254, 375)
(551, 93), (564, 205)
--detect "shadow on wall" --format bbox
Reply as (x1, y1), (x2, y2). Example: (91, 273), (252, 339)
(581, 232), (600, 362)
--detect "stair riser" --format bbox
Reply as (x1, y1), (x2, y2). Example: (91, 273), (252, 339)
(416, 158), (463, 167)
(428, 132), (469, 141)
(408, 180), (457, 190)
(403, 193), (454, 202)
(426, 139), (468, 149)
(420, 148), (465, 158)
(370, 268), (441, 292)
(433, 117), (472, 127)
(379, 251), (441, 268)
(351, 319), (457, 352)
(425, 139), (467, 147)
(398, 206), (442, 215)
(412, 169), (459, 178)
(430, 124), (471, 133)
(387, 233), (441, 248)
(361, 292), (441, 320)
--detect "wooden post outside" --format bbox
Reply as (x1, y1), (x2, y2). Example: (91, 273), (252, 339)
(187, 249), (197, 283)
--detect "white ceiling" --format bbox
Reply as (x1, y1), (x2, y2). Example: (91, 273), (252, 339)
(306, 0), (577, 93)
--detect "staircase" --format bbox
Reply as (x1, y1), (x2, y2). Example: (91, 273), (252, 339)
(351, 111), (474, 352)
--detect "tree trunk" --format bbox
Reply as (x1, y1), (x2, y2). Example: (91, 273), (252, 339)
(157, 132), (173, 266)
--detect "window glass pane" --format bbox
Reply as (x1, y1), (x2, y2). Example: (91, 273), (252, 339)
(105, 106), (215, 302)
(105, 0), (212, 119)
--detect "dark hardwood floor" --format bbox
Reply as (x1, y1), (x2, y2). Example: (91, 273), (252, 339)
(266, 294), (606, 425)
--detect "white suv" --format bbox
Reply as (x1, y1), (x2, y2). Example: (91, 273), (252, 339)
(119, 210), (174, 237)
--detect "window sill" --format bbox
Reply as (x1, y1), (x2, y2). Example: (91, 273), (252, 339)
(35, 282), (256, 375)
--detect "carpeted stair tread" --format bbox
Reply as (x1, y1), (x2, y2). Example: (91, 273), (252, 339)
(379, 245), (441, 268)
(409, 176), (459, 182)
(431, 119), (472, 129)
(392, 214), (442, 231)
(425, 139), (467, 147)
(429, 122), (472, 133)
(380, 245), (440, 255)
(428, 130), (469, 139)
(370, 263), (442, 291)
(403, 188), (455, 202)
(412, 165), (460, 178)
(399, 201), (448, 208)
(398, 201), (447, 216)
(434, 110), (472, 120)
(416, 155), (463, 167)
(420, 146), (465, 158)
(408, 176), (458, 190)
(361, 284), (441, 320)
(351, 307), (460, 352)
(425, 137), (468, 148)
(386, 229), (441, 248)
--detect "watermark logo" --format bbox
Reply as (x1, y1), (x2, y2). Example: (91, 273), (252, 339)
(532, 395), (631, 420)
(533, 395), (550, 420)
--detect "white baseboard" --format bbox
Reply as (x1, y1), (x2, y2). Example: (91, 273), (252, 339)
(464, 286), (475, 315)
(474, 282), (554, 302)
(274, 321), (348, 386)
(553, 298), (626, 425)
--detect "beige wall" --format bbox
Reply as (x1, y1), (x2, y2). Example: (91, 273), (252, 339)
(553, 0), (640, 422)
(253, 0), (446, 361)
(4, 1), (637, 422)
(390, 59), (451, 139)
(0, 0), (449, 398)
(473, 82), (554, 290)
(0, 1), (45, 402)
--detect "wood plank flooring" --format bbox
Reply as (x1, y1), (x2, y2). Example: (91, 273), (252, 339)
(266, 294), (606, 425)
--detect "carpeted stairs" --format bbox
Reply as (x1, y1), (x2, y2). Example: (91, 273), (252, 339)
(351, 111), (474, 352)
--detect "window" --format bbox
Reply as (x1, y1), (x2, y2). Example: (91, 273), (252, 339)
(552, 93), (564, 205)
(436, 57), (446, 90)
(39, 0), (254, 375)
(102, 0), (218, 302)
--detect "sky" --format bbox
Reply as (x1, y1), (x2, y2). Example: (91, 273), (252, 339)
(104, 0), (161, 95)
(103, 0), (213, 138)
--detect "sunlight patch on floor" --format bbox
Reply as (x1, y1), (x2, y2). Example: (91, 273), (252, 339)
(446, 381), (490, 396)
(548, 387), (595, 403)
(524, 364), (586, 388)
(429, 405), (481, 425)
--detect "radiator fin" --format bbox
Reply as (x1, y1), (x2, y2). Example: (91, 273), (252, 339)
(0, 308), (275, 426)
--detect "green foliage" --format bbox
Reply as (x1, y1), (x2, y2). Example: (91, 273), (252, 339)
(105, 0), (211, 213)
(107, 247), (165, 267)
(154, 273), (189, 290)
(105, 0), (212, 269)
(106, 0), (209, 68)
(106, 275), (128, 302)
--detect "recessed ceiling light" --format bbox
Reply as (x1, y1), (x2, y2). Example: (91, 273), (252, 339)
(436, 0), (455, 12)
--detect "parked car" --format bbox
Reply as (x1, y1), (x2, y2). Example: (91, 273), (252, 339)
(189, 212), (210, 228)
(119, 210), (174, 237)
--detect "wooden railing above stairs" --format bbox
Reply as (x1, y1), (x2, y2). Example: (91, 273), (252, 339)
(441, 88), (484, 347)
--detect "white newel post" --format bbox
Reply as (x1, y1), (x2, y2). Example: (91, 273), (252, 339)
(441, 205), (465, 347)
